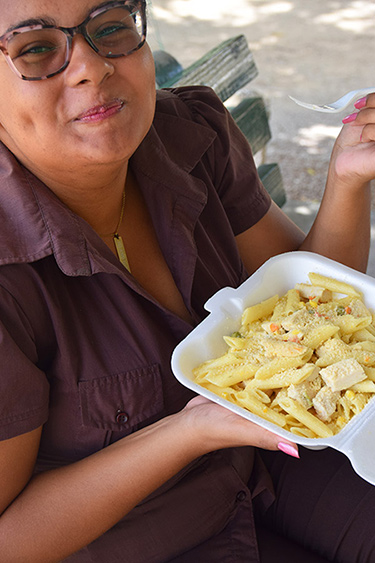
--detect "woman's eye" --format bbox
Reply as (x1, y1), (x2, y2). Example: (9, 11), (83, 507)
(94, 23), (127, 40)
(15, 43), (57, 59)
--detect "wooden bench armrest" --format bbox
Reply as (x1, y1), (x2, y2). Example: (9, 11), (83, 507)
(228, 97), (271, 156)
(258, 163), (286, 208)
(153, 36), (286, 207)
(154, 50), (183, 88)
(154, 35), (258, 102)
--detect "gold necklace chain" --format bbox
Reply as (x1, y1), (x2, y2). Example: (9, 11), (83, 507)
(99, 189), (126, 237)
(99, 190), (131, 272)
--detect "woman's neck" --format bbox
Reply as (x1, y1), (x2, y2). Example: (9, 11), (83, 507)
(34, 162), (130, 235)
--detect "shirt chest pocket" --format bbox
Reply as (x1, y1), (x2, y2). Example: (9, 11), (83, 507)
(78, 363), (165, 434)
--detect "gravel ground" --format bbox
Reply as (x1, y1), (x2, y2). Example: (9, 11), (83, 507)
(147, 0), (375, 204)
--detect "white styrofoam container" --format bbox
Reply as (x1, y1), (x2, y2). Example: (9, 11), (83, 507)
(171, 251), (375, 485)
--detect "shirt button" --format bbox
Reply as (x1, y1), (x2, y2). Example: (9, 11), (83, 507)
(116, 411), (129, 424)
(236, 490), (247, 502)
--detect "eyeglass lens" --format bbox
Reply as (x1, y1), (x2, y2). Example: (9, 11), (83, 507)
(6, 4), (144, 79)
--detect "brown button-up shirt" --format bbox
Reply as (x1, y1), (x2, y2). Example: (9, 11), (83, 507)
(0, 87), (272, 561)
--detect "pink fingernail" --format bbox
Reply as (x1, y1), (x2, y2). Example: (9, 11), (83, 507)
(354, 96), (367, 109)
(342, 112), (358, 124)
(277, 442), (300, 458)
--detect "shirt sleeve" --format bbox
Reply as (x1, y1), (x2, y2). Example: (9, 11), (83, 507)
(169, 86), (272, 236)
(0, 283), (49, 440)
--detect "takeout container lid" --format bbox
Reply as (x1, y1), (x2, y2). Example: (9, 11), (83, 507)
(171, 251), (375, 485)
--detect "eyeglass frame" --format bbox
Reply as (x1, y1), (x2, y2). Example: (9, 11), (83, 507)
(0, 0), (147, 81)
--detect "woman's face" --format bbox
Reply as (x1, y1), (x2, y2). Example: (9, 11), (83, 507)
(0, 0), (156, 184)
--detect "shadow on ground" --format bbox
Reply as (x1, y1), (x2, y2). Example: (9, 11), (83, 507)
(148, 0), (375, 204)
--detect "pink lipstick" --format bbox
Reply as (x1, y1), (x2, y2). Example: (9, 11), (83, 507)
(75, 100), (124, 123)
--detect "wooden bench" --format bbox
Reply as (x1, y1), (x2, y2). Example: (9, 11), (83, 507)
(153, 34), (286, 208)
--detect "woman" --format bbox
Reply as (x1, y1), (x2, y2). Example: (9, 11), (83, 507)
(0, 1), (374, 561)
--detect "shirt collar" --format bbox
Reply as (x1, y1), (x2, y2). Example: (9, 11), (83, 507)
(0, 95), (216, 276)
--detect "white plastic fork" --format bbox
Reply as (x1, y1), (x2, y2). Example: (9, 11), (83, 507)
(289, 87), (375, 113)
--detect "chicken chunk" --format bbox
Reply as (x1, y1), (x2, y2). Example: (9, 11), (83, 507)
(319, 358), (366, 392)
(287, 376), (322, 409)
(312, 386), (340, 422)
(295, 283), (332, 303)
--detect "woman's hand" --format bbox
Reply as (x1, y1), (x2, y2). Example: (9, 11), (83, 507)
(291, 92), (374, 272)
(182, 395), (299, 457)
(0, 398), (297, 562)
(331, 92), (375, 187)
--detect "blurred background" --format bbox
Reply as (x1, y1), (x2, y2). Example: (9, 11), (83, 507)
(147, 0), (375, 202)
(146, 0), (375, 272)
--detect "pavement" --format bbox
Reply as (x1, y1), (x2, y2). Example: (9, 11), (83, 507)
(147, 0), (375, 276)
(283, 200), (375, 277)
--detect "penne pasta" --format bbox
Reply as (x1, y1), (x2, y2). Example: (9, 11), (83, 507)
(278, 397), (334, 438)
(241, 295), (279, 326)
(233, 390), (288, 427)
(192, 273), (375, 438)
(253, 355), (311, 380)
(285, 289), (301, 315)
(246, 364), (317, 390)
(302, 324), (340, 349)
(308, 272), (361, 298)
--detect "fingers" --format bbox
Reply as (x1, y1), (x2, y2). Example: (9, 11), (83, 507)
(241, 420), (300, 458)
(360, 124), (375, 144)
(184, 396), (299, 458)
(277, 441), (300, 458)
(356, 97), (375, 143)
(357, 92), (375, 109)
(342, 92), (375, 143)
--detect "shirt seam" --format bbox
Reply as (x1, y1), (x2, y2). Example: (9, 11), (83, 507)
(0, 278), (36, 339)
(0, 404), (47, 425)
(26, 174), (92, 276)
(230, 190), (272, 236)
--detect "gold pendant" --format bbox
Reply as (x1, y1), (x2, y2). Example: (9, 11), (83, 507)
(114, 234), (131, 272)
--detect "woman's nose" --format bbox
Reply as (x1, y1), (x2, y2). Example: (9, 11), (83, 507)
(64, 34), (115, 86)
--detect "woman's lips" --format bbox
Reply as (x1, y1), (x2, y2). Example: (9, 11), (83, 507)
(74, 99), (125, 123)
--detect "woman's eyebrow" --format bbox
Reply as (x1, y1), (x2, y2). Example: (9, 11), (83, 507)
(4, 2), (129, 35)
(5, 17), (56, 34)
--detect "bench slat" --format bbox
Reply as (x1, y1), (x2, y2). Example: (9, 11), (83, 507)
(228, 97), (271, 156)
(153, 35), (286, 207)
(258, 163), (286, 208)
(154, 50), (183, 88)
(155, 35), (258, 102)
